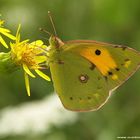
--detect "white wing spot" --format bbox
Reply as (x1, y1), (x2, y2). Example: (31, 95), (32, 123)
(79, 74), (89, 83)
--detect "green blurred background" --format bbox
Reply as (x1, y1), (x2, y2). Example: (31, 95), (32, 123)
(0, 0), (140, 140)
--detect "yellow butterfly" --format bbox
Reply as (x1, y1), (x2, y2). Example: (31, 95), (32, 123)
(46, 12), (140, 112)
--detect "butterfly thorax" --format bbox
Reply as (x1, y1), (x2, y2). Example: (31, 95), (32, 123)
(48, 36), (64, 62)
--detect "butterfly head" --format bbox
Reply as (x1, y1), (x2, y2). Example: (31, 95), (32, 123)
(49, 35), (64, 50)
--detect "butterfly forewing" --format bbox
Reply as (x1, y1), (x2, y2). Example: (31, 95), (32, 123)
(63, 41), (140, 90)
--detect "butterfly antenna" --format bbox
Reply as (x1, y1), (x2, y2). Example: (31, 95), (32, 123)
(39, 35), (49, 41)
(48, 11), (57, 37)
(39, 27), (51, 36)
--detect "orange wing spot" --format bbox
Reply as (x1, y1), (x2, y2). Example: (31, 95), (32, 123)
(78, 47), (117, 76)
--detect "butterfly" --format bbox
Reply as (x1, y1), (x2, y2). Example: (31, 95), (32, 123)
(46, 12), (140, 112)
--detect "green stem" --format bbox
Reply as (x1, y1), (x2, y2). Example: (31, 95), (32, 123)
(0, 52), (19, 74)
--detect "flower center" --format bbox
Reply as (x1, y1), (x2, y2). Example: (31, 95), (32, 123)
(22, 49), (36, 67)
(11, 43), (44, 69)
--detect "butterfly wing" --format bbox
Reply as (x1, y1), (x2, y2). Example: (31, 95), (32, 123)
(49, 40), (140, 111)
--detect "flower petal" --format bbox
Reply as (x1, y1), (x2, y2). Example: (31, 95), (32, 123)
(35, 56), (46, 63)
(0, 27), (11, 33)
(24, 72), (31, 96)
(31, 40), (43, 46)
(23, 64), (36, 78)
(19, 39), (29, 46)
(15, 24), (21, 43)
(16, 24), (21, 37)
(35, 69), (51, 81)
(0, 20), (4, 26)
(0, 35), (8, 48)
(0, 31), (16, 40)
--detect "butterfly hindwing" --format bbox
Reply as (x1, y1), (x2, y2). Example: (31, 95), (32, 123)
(50, 49), (110, 111)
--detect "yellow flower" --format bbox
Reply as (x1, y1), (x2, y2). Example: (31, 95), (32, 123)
(10, 25), (51, 96)
(0, 19), (16, 48)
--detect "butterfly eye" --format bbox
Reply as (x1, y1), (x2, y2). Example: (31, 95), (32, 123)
(95, 49), (101, 55)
